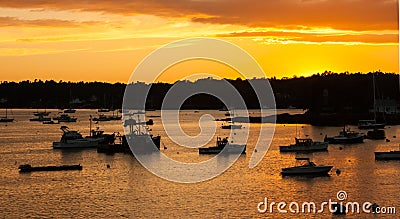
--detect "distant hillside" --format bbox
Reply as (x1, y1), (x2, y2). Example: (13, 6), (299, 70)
(0, 72), (398, 114)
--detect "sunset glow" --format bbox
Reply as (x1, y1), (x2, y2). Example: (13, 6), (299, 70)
(0, 0), (398, 83)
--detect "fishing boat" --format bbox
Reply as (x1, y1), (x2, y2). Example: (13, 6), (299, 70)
(0, 108), (14, 122)
(280, 138), (328, 152)
(281, 158), (332, 176)
(123, 113), (161, 153)
(53, 125), (114, 149)
(199, 136), (246, 154)
(365, 129), (386, 140)
(324, 127), (364, 144)
(19, 164), (82, 173)
(375, 145), (400, 160)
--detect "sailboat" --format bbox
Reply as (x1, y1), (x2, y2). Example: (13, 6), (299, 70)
(64, 90), (76, 113)
(358, 73), (385, 129)
(0, 108), (14, 122)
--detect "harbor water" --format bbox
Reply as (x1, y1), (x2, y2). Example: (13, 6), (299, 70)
(0, 109), (399, 218)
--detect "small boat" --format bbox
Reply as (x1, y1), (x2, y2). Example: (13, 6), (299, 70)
(280, 138), (328, 152)
(199, 137), (246, 154)
(219, 106), (228, 111)
(375, 145), (400, 160)
(98, 108), (110, 112)
(221, 123), (242, 129)
(281, 158), (332, 176)
(43, 120), (59, 124)
(365, 129), (385, 140)
(63, 109), (76, 113)
(19, 164), (82, 173)
(30, 115), (51, 122)
(358, 120), (385, 129)
(0, 108), (14, 122)
(93, 114), (111, 121)
(108, 110), (122, 120)
(0, 117), (14, 122)
(324, 127), (364, 144)
(53, 114), (77, 122)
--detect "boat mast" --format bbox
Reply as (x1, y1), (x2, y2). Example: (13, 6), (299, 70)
(89, 115), (92, 137)
(373, 73), (376, 121)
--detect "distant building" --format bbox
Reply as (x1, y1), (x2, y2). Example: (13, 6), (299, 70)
(372, 98), (400, 114)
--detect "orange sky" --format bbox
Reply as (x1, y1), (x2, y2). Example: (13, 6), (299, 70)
(0, 0), (398, 83)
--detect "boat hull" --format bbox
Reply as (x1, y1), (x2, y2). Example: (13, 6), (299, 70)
(199, 144), (246, 154)
(375, 151), (400, 160)
(365, 129), (385, 140)
(0, 118), (14, 122)
(281, 166), (333, 176)
(280, 142), (328, 152)
(53, 140), (100, 149)
(19, 164), (82, 173)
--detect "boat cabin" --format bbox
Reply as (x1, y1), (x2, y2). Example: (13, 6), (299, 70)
(294, 138), (313, 146)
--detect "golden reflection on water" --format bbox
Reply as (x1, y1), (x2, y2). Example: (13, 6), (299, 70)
(0, 109), (399, 218)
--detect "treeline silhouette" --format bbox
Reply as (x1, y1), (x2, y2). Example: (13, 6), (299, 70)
(0, 72), (398, 116)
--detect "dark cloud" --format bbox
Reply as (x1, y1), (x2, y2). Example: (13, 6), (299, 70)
(0, 0), (397, 31)
(0, 16), (99, 27)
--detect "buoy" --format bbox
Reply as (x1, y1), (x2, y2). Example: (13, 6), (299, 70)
(372, 203), (379, 212)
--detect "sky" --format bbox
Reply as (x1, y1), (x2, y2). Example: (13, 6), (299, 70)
(0, 0), (398, 83)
